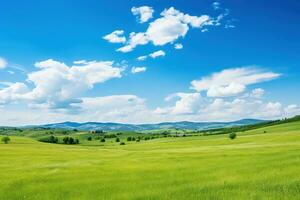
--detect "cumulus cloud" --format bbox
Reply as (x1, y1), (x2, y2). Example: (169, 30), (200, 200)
(149, 50), (166, 58)
(0, 57), (7, 69)
(131, 6), (154, 23)
(174, 43), (183, 49)
(116, 7), (222, 52)
(0, 82), (29, 104)
(250, 88), (265, 98)
(117, 32), (148, 52)
(131, 67), (146, 74)
(0, 95), (151, 126)
(103, 30), (126, 43)
(284, 104), (300, 117)
(155, 93), (201, 115)
(191, 67), (280, 97)
(0, 59), (124, 109)
(200, 98), (284, 120)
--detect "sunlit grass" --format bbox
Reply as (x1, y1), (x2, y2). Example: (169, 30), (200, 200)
(1, 121), (300, 199)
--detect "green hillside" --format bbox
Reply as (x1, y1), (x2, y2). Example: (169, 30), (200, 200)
(0, 119), (300, 200)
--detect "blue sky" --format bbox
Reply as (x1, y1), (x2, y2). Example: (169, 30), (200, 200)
(0, 0), (299, 125)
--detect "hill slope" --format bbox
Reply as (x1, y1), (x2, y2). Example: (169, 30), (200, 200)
(0, 118), (300, 199)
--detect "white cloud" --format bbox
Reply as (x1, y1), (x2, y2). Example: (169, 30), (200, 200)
(174, 43), (183, 49)
(155, 93), (201, 115)
(284, 104), (300, 117)
(0, 59), (124, 109)
(149, 50), (166, 58)
(103, 30), (126, 43)
(0, 82), (29, 104)
(0, 57), (8, 69)
(257, 102), (282, 118)
(137, 50), (166, 61)
(200, 98), (284, 120)
(137, 56), (147, 61)
(250, 88), (265, 98)
(146, 13), (189, 46)
(131, 67), (146, 74)
(191, 67), (280, 97)
(0, 95), (152, 126)
(117, 32), (148, 53)
(117, 7), (222, 52)
(207, 83), (246, 97)
(131, 6), (154, 23)
(170, 93), (201, 115)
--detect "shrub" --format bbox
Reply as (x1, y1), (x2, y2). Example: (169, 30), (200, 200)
(100, 138), (106, 142)
(87, 136), (92, 141)
(229, 132), (237, 140)
(115, 138), (120, 142)
(1, 136), (10, 144)
(120, 142), (125, 145)
(136, 139), (140, 142)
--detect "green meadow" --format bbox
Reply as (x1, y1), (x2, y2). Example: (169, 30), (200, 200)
(1, 120), (300, 200)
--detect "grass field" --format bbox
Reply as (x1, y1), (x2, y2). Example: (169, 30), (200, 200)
(1, 121), (300, 200)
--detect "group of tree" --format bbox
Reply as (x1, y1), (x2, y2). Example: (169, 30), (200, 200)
(63, 136), (79, 144)
(91, 130), (104, 134)
(127, 136), (136, 141)
(104, 134), (117, 138)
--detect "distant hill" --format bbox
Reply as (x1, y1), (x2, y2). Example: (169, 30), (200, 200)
(36, 119), (267, 131)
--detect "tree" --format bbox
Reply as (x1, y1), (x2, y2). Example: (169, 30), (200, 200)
(127, 136), (132, 141)
(115, 138), (120, 142)
(229, 132), (237, 140)
(75, 139), (80, 144)
(120, 142), (125, 145)
(49, 135), (58, 143)
(69, 137), (74, 144)
(100, 138), (105, 142)
(1, 136), (10, 144)
(63, 137), (69, 144)
(87, 136), (92, 141)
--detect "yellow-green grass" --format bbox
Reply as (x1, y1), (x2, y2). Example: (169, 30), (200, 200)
(1, 121), (300, 200)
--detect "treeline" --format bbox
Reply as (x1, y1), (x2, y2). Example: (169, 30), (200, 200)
(39, 136), (79, 145)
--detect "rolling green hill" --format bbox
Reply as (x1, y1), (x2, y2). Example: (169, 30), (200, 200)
(0, 118), (300, 199)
